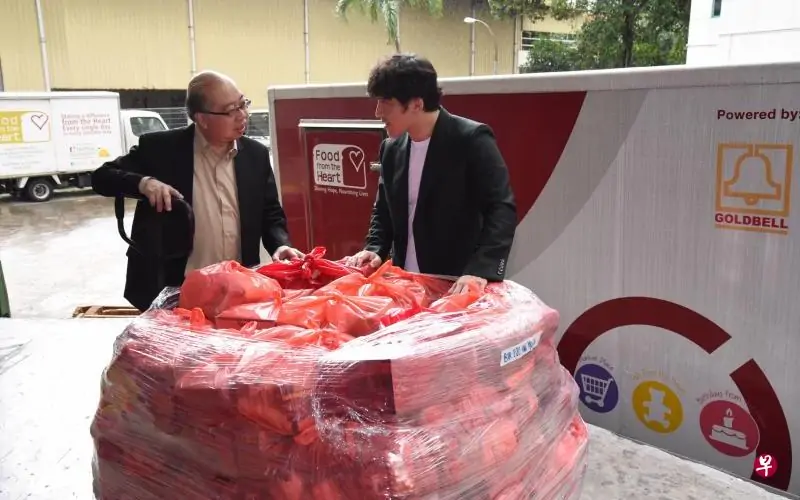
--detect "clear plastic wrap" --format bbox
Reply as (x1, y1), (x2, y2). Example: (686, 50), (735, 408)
(91, 252), (589, 499)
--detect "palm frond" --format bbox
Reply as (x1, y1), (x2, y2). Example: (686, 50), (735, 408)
(368, 0), (382, 23)
(382, 0), (400, 49)
(337, 0), (449, 51)
(405, 0), (444, 17)
(335, 0), (373, 20)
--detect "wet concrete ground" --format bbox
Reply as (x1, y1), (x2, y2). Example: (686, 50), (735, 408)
(1, 190), (142, 318)
(1, 188), (271, 319)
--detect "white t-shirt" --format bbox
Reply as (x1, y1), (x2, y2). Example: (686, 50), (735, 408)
(404, 137), (431, 273)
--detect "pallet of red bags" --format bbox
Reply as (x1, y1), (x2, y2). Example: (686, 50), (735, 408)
(90, 247), (589, 499)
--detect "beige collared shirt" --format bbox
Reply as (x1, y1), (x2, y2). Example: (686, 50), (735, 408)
(184, 130), (241, 274)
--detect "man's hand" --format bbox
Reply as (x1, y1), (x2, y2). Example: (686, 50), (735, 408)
(272, 245), (305, 262)
(139, 177), (183, 212)
(345, 250), (382, 270)
(448, 275), (488, 295)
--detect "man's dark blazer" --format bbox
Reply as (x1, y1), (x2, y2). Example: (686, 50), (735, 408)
(364, 107), (517, 281)
(91, 124), (291, 311)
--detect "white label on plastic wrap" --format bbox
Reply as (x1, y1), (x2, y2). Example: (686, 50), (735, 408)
(500, 333), (541, 367)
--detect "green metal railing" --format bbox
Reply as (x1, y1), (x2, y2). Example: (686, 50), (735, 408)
(0, 260), (10, 318)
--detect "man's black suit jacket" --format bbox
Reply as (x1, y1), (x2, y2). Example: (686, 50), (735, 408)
(91, 124), (291, 311)
(364, 108), (517, 281)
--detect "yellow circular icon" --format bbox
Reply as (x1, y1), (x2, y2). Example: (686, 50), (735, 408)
(631, 380), (683, 434)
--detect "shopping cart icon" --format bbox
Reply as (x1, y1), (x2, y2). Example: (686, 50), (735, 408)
(581, 373), (615, 408)
(574, 363), (619, 413)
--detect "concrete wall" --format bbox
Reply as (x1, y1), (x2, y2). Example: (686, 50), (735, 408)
(0, 0), (521, 106)
(192, 0), (307, 103)
(687, 0), (800, 66)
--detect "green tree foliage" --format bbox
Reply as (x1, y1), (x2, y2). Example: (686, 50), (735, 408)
(523, 38), (580, 72)
(485, 0), (550, 21)
(519, 0), (690, 73)
(334, 0), (444, 52)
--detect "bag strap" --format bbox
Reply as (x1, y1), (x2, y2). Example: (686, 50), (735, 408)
(114, 194), (195, 290)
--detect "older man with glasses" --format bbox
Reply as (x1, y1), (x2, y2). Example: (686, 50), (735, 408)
(91, 70), (303, 311)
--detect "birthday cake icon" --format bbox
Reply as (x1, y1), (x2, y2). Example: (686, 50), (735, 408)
(709, 408), (748, 450)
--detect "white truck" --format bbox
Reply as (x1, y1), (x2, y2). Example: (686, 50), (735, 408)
(246, 107), (271, 149)
(0, 91), (168, 202)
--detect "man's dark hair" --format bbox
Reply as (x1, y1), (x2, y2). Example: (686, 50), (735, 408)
(367, 53), (443, 112)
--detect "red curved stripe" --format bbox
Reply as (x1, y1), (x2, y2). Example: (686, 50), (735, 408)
(731, 359), (792, 490)
(558, 297), (732, 374)
(557, 297), (791, 491)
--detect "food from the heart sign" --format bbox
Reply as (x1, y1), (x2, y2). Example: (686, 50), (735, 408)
(0, 110), (52, 144)
(30, 113), (49, 130)
(312, 143), (368, 190)
(347, 147), (365, 173)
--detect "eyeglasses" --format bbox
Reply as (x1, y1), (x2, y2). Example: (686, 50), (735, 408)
(201, 98), (251, 117)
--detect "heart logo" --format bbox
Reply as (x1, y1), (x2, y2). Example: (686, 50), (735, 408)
(348, 149), (365, 172)
(30, 113), (49, 130)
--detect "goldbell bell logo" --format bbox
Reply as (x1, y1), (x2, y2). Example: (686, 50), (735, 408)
(714, 143), (794, 235)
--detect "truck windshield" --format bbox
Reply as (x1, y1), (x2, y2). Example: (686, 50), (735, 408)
(246, 112), (270, 137)
(130, 116), (167, 136)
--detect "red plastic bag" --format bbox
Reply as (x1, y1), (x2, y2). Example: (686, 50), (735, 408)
(251, 325), (355, 350)
(380, 302), (426, 327)
(428, 280), (484, 313)
(93, 257), (590, 500)
(217, 286), (395, 337)
(256, 247), (364, 289)
(179, 260), (283, 318)
(215, 289), (315, 330)
(319, 260), (443, 309)
(277, 291), (395, 337)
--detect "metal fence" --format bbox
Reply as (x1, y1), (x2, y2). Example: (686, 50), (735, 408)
(141, 107), (190, 129)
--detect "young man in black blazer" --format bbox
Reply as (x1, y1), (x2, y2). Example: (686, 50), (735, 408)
(92, 70), (303, 310)
(346, 54), (517, 294)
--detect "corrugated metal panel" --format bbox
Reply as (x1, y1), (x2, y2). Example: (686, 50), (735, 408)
(42, 0), (191, 89)
(0, 0), (45, 90)
(310, 0), (516, 80)
(1, 0), (522, 98)
(308, 0), (399, 83)
(194, 0), (306, 107)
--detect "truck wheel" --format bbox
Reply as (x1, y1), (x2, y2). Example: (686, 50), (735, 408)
(25, 178), (54, 202)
